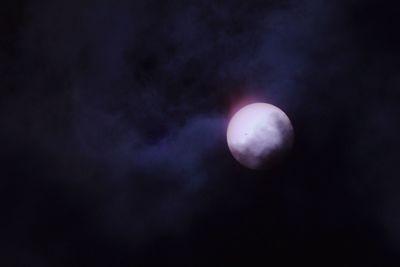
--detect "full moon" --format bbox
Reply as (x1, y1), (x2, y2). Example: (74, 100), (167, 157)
(227, 103), (294, 170)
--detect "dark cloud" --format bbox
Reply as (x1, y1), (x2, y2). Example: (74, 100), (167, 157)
(1, 0), (400, 265)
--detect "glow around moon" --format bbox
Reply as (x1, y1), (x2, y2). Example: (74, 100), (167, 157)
(227, 103), (294, 170)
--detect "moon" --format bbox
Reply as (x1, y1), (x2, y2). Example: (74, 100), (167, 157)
(227, 103), (294, 170)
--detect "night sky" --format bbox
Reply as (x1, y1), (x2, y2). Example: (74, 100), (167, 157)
(1, 0), (400, 266)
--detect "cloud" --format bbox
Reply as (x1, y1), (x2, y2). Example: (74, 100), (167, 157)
(2, 0), (400, 265)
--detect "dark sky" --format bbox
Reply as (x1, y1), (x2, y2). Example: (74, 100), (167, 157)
(1, 0), (400, 266)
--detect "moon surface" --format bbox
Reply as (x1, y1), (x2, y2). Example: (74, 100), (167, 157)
(227, 103), (294, 170)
